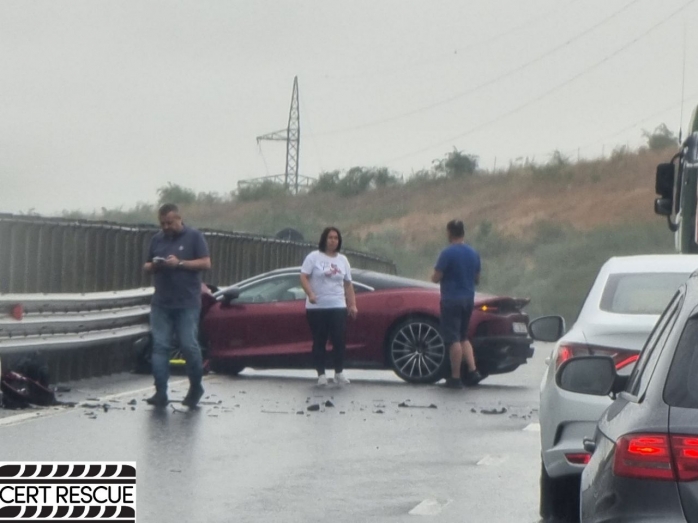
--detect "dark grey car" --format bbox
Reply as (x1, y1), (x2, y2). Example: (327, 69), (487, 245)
(559, 272), (698, 522)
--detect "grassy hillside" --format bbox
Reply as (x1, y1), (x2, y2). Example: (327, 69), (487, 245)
(65, 147), (678, 324)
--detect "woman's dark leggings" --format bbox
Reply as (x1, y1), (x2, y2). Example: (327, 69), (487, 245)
(306, 308), (347, 375)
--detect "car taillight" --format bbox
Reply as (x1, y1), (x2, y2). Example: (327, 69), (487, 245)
(613, 433), (698, 481)
(555, 343), (638, 371)
(614, 434), (674, 480)
(671, 436), (698, 481)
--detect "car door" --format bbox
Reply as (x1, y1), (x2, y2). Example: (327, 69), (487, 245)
(204, 274), (310, 359)
(342, 282), (374, 362)
(664, 314), (698, 521)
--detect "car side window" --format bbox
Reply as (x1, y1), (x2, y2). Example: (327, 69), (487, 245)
(664, 317), (698, 408)
(236, 275), (305, 304)
(626, 291), (682, 399)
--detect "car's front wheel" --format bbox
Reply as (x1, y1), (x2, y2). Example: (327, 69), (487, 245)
(388, 317), (448, 384)
(540, 462), (580, 522)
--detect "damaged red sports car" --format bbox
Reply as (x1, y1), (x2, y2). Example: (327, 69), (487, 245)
(196, 268), (534, 384)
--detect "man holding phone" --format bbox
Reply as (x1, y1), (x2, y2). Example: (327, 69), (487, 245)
(143, 203), (211, 408)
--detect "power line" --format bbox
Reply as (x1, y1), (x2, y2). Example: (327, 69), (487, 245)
(316, 0), (642, 136)
(679, 19), (688, 141)
(319, 0), (577, 82)
(382, 0), (695, 164)
(257, 141), (271, 176)
(578, 89), (698, 151)
(492, 89), (698, 162)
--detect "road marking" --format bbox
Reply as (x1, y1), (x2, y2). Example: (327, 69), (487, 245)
(476, 454), (508, 466)
(523, 422), (540, 432)
(0, 411), (48, 428)
(409, 498), (451, 516)
(0, 378), (190, 428)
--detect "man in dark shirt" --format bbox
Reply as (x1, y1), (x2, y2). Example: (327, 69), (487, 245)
(143, 203), (211, 407)
(431, 219), (483, 389)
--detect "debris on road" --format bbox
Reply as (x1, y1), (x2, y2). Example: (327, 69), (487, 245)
(307, 404), (320, 412)
(324, 400), (334, 408)
(480, 407), (507, 415)
(398, 402), (437, 409)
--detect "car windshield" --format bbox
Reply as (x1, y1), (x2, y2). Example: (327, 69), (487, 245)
(600, 272), (690, 315)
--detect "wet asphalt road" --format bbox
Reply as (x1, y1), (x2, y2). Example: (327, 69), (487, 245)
(0, 343), (552, 523)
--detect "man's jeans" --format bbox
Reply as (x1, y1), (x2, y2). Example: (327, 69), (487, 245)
(150, 305), (203, 394)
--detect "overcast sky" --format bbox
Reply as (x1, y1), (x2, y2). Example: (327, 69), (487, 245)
(0, 0), (696, 215)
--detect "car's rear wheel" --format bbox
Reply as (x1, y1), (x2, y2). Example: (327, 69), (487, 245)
(388, 317), (448, 384)
(540, 462), (580, 522)
(209, 360), (246, 376)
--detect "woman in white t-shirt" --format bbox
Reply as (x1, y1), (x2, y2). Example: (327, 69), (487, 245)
(300, 227), (358, 387)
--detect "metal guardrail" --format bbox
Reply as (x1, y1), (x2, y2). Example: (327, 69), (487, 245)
(0, 289), (151, 357)
(0, 214), (397, 384)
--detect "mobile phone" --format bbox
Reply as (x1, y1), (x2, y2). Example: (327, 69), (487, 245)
(152, 256), (166, 264)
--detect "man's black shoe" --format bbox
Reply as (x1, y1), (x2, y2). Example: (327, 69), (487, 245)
(182, 386), (204, 408)
(462, 370), (484, 387)
(444, 377), (464, 389)
(144, 393), (169, 407)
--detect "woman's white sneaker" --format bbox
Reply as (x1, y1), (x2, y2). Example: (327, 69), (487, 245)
(317, 375), (328, 387)
(334, 372), (350, 385)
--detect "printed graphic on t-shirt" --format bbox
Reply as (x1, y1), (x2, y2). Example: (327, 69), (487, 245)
(324, 262), (343, 277)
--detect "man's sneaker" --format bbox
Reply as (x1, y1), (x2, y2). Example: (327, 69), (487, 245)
(182, 386), (204, 408)
(145, 393), (169, 407)
(462, 370), (484, 387)
(444, 377), (464, 389)
(334, 372), (350, 385)
(317, 375), (328, 387)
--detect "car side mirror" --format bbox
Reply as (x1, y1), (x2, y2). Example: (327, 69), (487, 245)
(556, 356), (620, 396)
(655, 162), (674, 201)
(528, 316), (565, 342)
(221, 287), (240, 306)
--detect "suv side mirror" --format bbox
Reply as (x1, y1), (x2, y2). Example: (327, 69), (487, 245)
(655, 162), (675, 206)
(528, 316), (565, 342)
(556, 356), (623, 396)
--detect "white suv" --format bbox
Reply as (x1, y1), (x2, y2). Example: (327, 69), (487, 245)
(529, 254), (698, 521)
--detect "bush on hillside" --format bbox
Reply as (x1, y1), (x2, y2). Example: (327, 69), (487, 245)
(310, 170), (341, 194)
(643, 123), (678, 151)
(433, 148), (479, 179)
(236, 180), (289, 202)
(157, 182), (197, 206)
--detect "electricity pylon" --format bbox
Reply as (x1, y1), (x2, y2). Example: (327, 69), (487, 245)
(255, 76), (302, 193)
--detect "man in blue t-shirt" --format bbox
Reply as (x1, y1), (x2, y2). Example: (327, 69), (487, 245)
(431, 219), (483, 389)
(143, 203), (211, 408)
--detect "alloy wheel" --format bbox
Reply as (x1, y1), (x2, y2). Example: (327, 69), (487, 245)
(389, 320), (446, 383)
